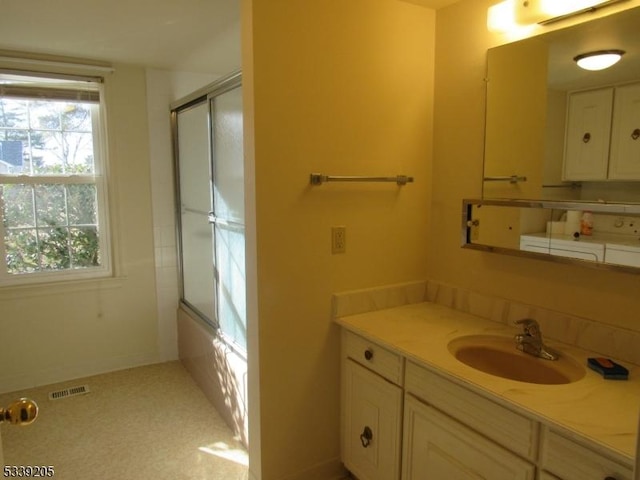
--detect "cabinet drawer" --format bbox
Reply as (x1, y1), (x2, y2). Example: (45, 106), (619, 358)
(405, 361), (538, 460)
(343, 330), (404, 385)
(541, 428), (633, 480)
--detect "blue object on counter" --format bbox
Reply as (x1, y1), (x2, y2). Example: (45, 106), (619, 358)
(587, 357), (629, 380)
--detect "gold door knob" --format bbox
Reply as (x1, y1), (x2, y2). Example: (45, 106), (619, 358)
(0, 398), (38, 426)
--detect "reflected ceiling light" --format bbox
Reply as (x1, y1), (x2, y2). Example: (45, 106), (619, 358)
(573, 50), (625, 70)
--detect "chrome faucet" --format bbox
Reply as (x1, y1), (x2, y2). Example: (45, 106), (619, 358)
(514, 319), (558, 361)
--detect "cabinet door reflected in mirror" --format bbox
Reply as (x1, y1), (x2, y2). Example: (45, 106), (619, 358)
(462, 199), (640, 272)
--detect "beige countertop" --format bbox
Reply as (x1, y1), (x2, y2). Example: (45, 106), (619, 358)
(335, 301), (640, 465)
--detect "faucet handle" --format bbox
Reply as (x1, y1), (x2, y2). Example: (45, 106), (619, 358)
(515, 318), (541, 337)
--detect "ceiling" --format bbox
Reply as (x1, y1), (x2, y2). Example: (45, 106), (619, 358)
(401, 0), (461, 7)
(546, 6), (640, 90)
(0, 0), (459, 74)
(0, 0), (241, 74)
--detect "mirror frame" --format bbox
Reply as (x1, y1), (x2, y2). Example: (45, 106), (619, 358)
(462, 198), (640, 274)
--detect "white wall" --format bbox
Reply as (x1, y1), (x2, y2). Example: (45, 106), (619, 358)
(242, 1), (435, 477)
(144, 69), (219, 362)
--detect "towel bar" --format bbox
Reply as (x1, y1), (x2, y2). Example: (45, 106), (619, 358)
(310, 173), (414, 186)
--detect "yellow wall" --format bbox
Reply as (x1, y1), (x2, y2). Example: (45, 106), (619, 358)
(431, 0), (640, 328)
(243, 0), (434, 477)
(0, 64), (160, 392)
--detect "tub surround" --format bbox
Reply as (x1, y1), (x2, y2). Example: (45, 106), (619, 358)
(177, 307), (248, 446)
(333, 281), (640, 463)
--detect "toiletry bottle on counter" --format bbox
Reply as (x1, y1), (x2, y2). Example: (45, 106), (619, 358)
(580, 211), (593, 236)
(565, 210), (582, 236)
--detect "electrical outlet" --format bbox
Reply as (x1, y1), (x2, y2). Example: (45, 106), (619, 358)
(331, 226), (346, 254)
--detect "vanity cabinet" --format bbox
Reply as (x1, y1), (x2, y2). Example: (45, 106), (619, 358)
(340, 330), (634, 480)
(564, 83), (640, 181)
(341, 331), (403, 480)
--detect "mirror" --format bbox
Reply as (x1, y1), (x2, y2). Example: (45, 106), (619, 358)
(483, 6), (640, 203)
(462, 199), (640, 273)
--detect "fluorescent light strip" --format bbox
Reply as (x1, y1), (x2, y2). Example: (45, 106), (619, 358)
(537, 0), (629, 25)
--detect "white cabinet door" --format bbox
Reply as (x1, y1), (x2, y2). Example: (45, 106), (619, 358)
(563, 88), (613, 180)
(342, 359), (402, 480)
(402, 395), (535, 480)
(609, 82), (640, 180)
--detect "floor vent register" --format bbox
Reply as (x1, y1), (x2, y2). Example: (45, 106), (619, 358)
(48, 385), (91, 401)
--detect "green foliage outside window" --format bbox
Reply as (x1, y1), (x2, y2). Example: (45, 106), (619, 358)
(1, 97), (102, 277)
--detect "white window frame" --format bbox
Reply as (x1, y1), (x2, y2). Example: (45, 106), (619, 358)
(0, 77), (112, 286)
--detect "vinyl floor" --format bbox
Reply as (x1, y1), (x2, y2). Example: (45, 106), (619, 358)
(0, 361), (248, 480)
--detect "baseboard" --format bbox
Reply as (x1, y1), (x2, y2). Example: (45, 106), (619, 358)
(0, 352), (161, 394)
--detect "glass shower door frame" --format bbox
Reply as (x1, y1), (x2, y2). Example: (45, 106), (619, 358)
(172, 71), (246, 357)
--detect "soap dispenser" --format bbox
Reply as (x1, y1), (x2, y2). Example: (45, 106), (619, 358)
(580, 211), (593, 236)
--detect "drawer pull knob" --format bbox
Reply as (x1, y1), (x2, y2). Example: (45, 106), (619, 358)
(364, 349), (374, 361)
(360, 426), (373, 447)
(632, 128), (640, 140)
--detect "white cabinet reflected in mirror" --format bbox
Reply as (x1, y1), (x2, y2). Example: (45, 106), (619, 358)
(483, 6), (640, 203)
(462, 199), (640, 273)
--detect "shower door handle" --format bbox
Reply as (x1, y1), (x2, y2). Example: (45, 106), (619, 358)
(0, 398), (38, 426)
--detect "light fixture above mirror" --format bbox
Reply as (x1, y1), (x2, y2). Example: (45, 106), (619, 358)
(487, 0), (629, 32)
(573, 49), (625, 70)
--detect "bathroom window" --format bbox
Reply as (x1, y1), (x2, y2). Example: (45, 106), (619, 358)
(0, 72), (110, 285)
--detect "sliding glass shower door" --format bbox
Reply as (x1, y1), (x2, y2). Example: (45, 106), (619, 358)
(209, 81), (246, 352)
(175, 100), (215, 321)
(173, 73), (246, 354)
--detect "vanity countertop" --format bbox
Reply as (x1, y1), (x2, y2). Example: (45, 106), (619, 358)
(335, 301), (640, 465)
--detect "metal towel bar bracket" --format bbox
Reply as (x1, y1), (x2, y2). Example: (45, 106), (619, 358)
(310, 173), (414, 186)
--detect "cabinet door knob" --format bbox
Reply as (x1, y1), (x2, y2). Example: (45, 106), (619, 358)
(360, 426), (373, 447)
(582, 132), (591, 143)
(364, 349), (374, 361)
(631, 128), (640, 140)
